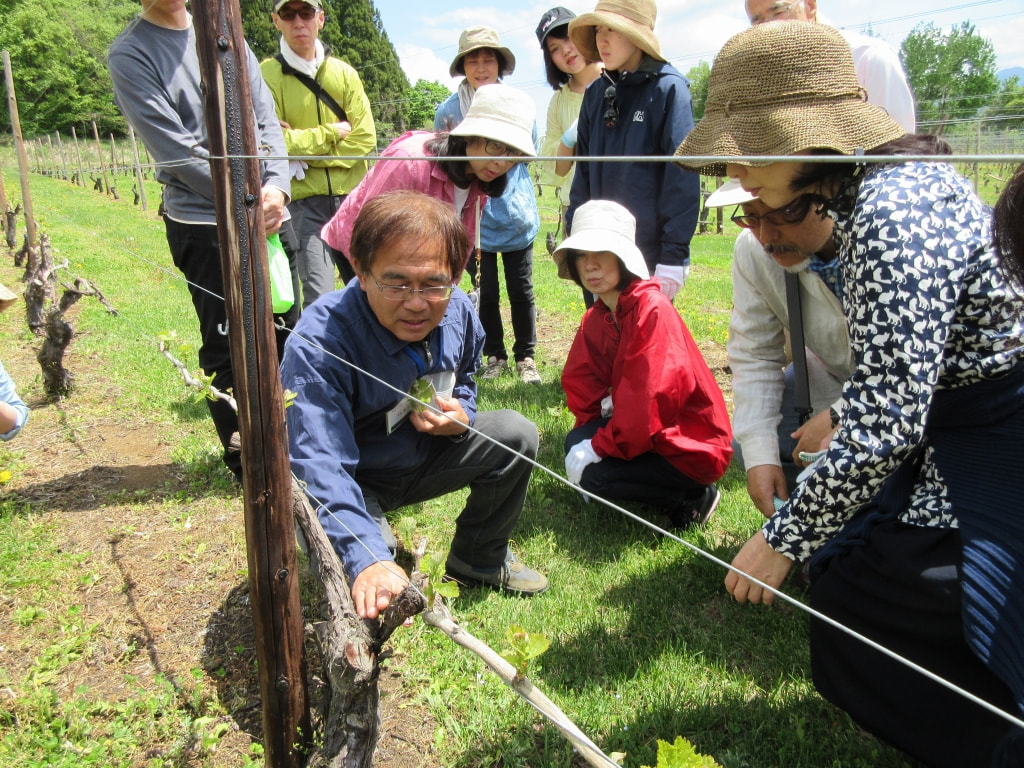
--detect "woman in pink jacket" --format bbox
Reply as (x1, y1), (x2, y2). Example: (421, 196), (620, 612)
(321, 83), (535, 280)
(557, 200), (733, 526)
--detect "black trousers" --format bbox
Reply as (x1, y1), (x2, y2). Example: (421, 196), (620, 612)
(164, 218), (300, 476)
(809, 522), (1023, 767)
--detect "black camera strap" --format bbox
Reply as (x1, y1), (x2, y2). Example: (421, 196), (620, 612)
(275, 54), (348, 123)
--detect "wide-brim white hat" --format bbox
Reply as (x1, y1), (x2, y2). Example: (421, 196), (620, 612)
(554, 200), (648, 281)
(704, 178), (757, 208)
(450, 84), (537, 158)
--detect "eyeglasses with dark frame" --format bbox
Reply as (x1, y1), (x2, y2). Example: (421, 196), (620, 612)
(730, 193), (825, 230)
(276, 4), (318, 21)
(370, 274), (454, 302)
(603, 84), (619, 128)
(481, 139), (524, 159)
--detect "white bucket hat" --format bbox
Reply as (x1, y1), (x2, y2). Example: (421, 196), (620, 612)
(554, 200), (648, 281)
(704, 178), (757, 208)
(450, 84), (537, 158)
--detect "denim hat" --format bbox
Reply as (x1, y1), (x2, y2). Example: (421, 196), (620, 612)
(450, 84), (537, 158)
(554, 200), (648, 281)
(675, 21), (905, 176)
(450, 26), (516, 78)
(536, 7), (575, 47)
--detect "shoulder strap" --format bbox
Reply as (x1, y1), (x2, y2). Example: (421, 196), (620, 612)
(784, 271), (813, 426)
(275, 53), (348, 123)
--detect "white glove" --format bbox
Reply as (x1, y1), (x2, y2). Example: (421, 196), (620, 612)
(565, 439), (601, 486)
(600, 394), (614, 418)
(654, 264), (688, 301)
(288, 159), (308, 181)
(561, 119), (579, 150)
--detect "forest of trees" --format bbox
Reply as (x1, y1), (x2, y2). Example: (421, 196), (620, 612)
(0, 0), (446, 142)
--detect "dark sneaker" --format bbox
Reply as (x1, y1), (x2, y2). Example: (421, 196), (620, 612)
(445, 550), (549, 596)
(669, 485), (721, 529)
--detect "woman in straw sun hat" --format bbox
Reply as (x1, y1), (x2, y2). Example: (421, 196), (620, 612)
(676, 20), (1024, 767)
(435, 26), (542, 385)
(556, 200), (732, 528)
(321, 83), (535, 271)
(564, 0), (700, 307)
(0, 283), (29, 442)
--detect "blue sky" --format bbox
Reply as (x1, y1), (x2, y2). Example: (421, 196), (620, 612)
(371, 0), (1024, 133)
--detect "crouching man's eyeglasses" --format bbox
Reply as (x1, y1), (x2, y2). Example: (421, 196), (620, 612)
(371, 275), (454, 302)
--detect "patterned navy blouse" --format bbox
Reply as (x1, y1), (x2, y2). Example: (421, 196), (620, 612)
(763, 161), (1024, 561)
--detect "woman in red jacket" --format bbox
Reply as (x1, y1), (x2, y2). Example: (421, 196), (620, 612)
(557, 200), (733, 526)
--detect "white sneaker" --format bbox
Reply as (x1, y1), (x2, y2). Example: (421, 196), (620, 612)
(515, 357), (541, 385)
(479, 356), (508, 380)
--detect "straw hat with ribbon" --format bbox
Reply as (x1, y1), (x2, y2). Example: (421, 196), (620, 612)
(674, 21), (905, 177)
(568, 0), (665, 64)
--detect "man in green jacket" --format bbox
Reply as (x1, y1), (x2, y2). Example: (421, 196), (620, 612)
(261, 0), (377, 306)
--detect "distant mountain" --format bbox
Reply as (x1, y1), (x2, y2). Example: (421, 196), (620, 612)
(998, 67), (1024, 83)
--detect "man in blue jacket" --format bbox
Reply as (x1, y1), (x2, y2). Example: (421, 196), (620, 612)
(281, 191), (548, 620)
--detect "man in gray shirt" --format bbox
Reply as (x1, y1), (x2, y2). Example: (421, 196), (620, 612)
(109, 0), (299, 481)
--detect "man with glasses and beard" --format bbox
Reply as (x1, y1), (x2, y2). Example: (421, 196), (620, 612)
(281, 191), (549, 623)
(707, 182), (854, 519)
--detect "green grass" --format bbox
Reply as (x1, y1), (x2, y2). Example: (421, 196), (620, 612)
(0, 166), (935, 767)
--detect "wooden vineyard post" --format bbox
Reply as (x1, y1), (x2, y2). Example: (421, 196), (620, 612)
(190, 2), (310, 765)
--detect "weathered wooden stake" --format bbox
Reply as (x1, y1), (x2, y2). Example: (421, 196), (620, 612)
(128, 125), (148, 210)
(2, 50), (38, 257)
(90, 119), (111, 196)
(191, 2), (310, 765)
(71, 126), (86, 187)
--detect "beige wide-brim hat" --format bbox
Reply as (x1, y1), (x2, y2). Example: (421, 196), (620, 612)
(568, 0), (664, 64)
(449, 26), (516, 78)
(705, 178), (756, 208)
(554, 200), (648, 281)
(450, 84), (537, 158)
(674, 21), (906, 177)
(0, 282), (18, 312)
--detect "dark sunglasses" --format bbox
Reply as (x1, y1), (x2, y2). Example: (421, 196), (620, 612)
(603, 84), (619, 129)
(731, 193), (825, 230)
(277, 5), (318, 21)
